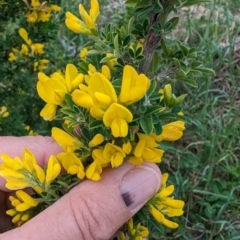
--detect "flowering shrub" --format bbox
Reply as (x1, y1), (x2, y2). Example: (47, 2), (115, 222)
(0, 0), (214, 238)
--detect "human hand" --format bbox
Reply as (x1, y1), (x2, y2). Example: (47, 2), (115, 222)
(0, 136), (161, 240)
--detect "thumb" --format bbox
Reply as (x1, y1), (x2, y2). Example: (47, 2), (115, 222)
(3, 162), (161, 240)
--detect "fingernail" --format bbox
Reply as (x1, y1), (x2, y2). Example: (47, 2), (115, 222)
(120, 165), (161, 213)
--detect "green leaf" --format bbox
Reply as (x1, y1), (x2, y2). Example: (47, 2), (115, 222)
(100, 56), (116, 64)
(180, 78), (198, 88)
(127, 17), (135, 34)
(145, 105), (163, 115)
(147, 80), (157, 97)
(60, 108), (77, 116)
(114, 34), (120, 56)
(123, 35), (131, 47)
(87, 49), (104, 55)
(183, 0), (211, 7)
(160, 38), (169, 57)
(82, 127), (91, 141)
(135, 46), (143, 57)
(165, 17), (179, 30)
(128, 48), (135, 58)
(172, 57), (181, 68)
(125, 0), (138, 7)
(154, 121), (162, 135)
(191, 61), (203, 68)
(140, 118), (153, 134)
(153, 0), (163, 13)
(196, 67), (216, 76)
(149, 92), (162, 101)
(65, 93), (74, 108)
(89, 120), (103, 129)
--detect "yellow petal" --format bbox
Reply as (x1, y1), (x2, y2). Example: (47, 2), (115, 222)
(86, 162), (102, 181)
(33, 164), (45, 184)
(90, 107), (105, 119)
(79, 4), (95, 29)
(122, 142), (132, 154)
(90, 0), (100, 22)
(19, 28), (32, 45)
(65, 18), (90, 35)
(111, 117), (128, 137)
(16, 190), (38, 207)
(128, 156), (143, 165)
(89, 134), (104, 147)
(111, 152), (124, 168)
(40, 103), (57, 121)
(162, 198), (185, 209)
(160, 185), (174, 197)
(72, 89), (94, 108)
(65, 64), (84, 92)
(149, 204), (165, 223)
(134, 140), (145, 157)
(45, 156), (61, 184)
(103, 103), (132, 127)
(89, 73), (117, 104)
(162, 218), (179, 229)
(52, 127), (80, 152)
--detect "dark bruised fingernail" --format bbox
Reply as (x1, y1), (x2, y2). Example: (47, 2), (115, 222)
(120, 165), (161, 213)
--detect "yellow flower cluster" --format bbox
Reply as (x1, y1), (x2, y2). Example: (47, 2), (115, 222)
(0, 106), (9, 118)
(119, 218), (149, 240)
(0, 148), (61, 193)
(72, 65), (150, 137)
(24, 0), (61, 23)
(37, 64), (84, 120)
(8, 28), (48, 71)
(148, 173), (185, 229)
(65, 0), (99, 35)
(6, 190), (38, 226)
(0, 148), (61, 225)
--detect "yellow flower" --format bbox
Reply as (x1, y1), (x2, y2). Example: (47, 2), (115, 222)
(80, 47), (88, 61)
(26, 11), (38, 23)
(34, 59), (49, 71)
(86, 161), (102, 181)
(18, 28), (45, 55)
(57, 152), (85, 179)
(37, 64), (84, 120)
(19, 28), (32, 46)
(119, 65), (150, 105)
(45, 156), (61, 185)
(129, 133), (164, 164)
(20, 44), (29, 55)
(31, 0), (41, 8)
(105, 53), (117, 70)
(0, 106), (9, 118)
(65, 0), (99, 35)
(148, 173), (185, 229)
(103, 103), (133, 137)
(8, 52), (17, 62)
(92, 148), (110, 168)
(50, 4), (61, 12)
(0, 149), (60, 193)
(150, 121), (185, 142)
(127, 218), (149, 240)
(6, 190), (38, 226)
(103, 143), (126, 168)
(52, 127), (83, 152)
(89, 133), (105, 147)
(37, 10), (51, 22)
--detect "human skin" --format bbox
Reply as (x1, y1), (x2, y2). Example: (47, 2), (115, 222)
(0, 136), (161, 240)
